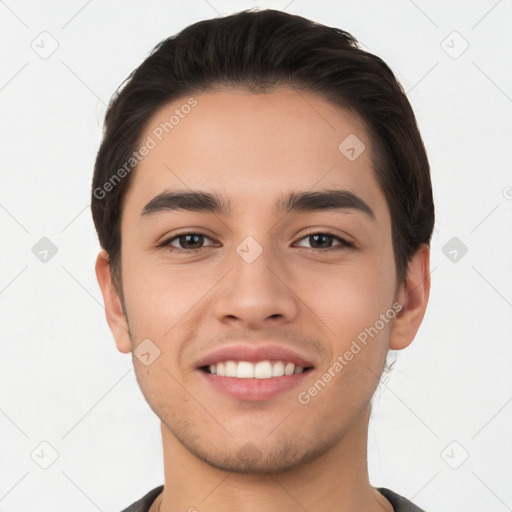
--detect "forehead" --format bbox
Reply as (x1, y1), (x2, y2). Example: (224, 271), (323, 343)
(123, 87), (388, 222)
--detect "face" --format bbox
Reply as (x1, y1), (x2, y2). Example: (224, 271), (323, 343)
(109, 87), (403, 473)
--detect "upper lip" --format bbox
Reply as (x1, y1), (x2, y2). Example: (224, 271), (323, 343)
(195, 343), (316, 369)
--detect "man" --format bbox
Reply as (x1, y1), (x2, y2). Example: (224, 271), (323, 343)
(92, 8), (433, 512)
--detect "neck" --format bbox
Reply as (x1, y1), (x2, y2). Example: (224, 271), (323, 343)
(155, 404), (392, 512)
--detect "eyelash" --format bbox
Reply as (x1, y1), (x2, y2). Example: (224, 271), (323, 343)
(158, 230), (355, 254)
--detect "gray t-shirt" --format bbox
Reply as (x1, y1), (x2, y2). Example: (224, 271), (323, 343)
(120, 485), (426, 511)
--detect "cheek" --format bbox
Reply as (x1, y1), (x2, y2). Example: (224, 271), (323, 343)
(121, 254), (217, 337)
(294, 261), (395, 417)
(120, 224), (396, 346)
(296, 255), (396, 343)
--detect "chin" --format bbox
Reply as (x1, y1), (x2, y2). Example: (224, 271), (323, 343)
(178, 432), (332, 475)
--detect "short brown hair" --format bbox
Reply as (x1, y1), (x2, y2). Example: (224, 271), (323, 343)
(91, 8), (434, 289)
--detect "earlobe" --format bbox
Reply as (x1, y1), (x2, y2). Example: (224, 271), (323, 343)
(389, 244), (431, 350)
(95, 250), (132, 353)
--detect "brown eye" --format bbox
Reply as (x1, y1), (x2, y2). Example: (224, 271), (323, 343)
(159, 233), (216, 253)
(295, 232), (353, 250)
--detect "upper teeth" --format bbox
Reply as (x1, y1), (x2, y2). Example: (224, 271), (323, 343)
(209, 360), (305, 379)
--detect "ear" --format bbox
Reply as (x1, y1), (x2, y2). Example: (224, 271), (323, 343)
(95, 249), (132, 353)
(389, 244), (431, 350)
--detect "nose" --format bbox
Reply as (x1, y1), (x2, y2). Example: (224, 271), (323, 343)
(213, 241), (300, 329)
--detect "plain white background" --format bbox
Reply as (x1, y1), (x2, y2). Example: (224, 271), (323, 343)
(1, 0), (511, 510)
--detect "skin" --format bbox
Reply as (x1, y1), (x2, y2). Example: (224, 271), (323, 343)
(96, 87), (430, 512)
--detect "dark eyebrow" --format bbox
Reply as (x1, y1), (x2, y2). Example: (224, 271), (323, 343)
(141, 190), (232, 217)
(275, 189), (375, 220)
(140, 188), (375, 221)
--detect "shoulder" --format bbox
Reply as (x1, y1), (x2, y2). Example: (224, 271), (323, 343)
(377, 488), (427, 512)
(119, 485), (164, 512)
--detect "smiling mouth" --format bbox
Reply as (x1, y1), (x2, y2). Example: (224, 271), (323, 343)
(200, 360), (314, 379)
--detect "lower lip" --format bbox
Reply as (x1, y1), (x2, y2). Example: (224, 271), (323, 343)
(200, 369), (312, 401)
